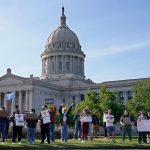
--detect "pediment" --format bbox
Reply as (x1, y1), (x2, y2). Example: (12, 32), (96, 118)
(0, 75), (24, 86)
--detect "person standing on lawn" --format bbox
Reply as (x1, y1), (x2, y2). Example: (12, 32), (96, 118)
(137, 111), (147, 144)
(10, 110), (24, 144)
(73, 110), (81, 140)
(80, 108), (90, 143)
(120, 110), (132, 143)
(92, 111), (99, 138)
(49, 104), (57, 143)
(38, 105), (51, 144)
(0, 106), (7, 144)
(59, 103), (73, 143)
(106, 109), (115, 142)
(26, 108), (38, 144)
(103, 110), (108, 139)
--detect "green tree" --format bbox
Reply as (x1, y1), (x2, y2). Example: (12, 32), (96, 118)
(75, 90), (101, 114)
(99, 84), (125, 122)
(128, 80), (150, 117)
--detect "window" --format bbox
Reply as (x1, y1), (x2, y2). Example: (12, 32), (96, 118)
(59, 61), (62, 71)
(73, 96), (75, 100)
(66, 62), (70, 71)
(119, 91), (124, 100)
(45, 98), (54, 105)
(52, 62), (54, 72)
(127, 91), (132, 100)
(62, 98), (65, 103)
(80, 94), (84, 101)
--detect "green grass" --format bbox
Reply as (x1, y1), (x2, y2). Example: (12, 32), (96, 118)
(0, 137), (150, 149)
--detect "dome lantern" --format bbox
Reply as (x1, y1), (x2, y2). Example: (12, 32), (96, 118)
(60, 6), (66, 26)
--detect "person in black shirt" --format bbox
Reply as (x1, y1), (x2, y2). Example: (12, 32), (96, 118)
(26, 109), (38, 144)
(10, 110), (24, 144)
(38, 105), (51, 144)
(92, 112), (99, 138)
(73, 110), (81, 140)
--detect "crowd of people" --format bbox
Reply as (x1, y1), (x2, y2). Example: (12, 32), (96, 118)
(0, 103), (150, 145)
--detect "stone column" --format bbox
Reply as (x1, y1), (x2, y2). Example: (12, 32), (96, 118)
(25, 90), (29, 111)
(4, 92), (8, 110)
(28, 90), (33, 110)
(19, 91), (22, 113)
(11, 94), (15, 113)
(64, 55), (66, 72)
(56, 56), (58, 73)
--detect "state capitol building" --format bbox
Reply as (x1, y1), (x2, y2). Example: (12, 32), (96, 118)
(0, 7), (149, 113)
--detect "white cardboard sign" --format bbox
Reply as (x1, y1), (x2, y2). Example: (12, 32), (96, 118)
(15, 114), (24, 126)
(80, 115), (92, 122)
(137, 120), (150, 132)
(41, 110), (51, 124)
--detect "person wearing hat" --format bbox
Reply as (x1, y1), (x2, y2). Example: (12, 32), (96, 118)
(38, 105), (51, 144)
(59, 103), (74, 143)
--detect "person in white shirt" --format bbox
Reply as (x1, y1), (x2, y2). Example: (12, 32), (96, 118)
(105, 109), (115, 142)
(103, 110), (108, 139)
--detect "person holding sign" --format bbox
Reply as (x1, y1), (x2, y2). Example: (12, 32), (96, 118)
(106, 109), (115, 142)
(120, 110), (132, 143)
(10, 110), (24, 144)
(0, 106), (8, 144)
(80, 108), (92, 143)
(59, 103), (73, 143)
(38, 105), (51, 144)
(26, 109), (38, 144)
(137, 111), (147, 144)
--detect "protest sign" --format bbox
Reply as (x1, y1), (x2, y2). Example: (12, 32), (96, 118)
(137, 120), (150, 132)
(15, 114), (24, 126)
(41, 110), (50, 124)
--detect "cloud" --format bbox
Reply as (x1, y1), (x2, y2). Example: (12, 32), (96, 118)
(86, 40), (150, 60)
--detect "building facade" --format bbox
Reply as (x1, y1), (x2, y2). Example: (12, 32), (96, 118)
(0, 7), (149, 113)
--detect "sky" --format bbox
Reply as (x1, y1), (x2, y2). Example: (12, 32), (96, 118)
(0, 0), (150, 83)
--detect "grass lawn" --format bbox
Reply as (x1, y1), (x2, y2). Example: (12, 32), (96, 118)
(0, 137), (150, 149)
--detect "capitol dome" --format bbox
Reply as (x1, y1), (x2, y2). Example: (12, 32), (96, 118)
(44, 7), (81, 52)
(41, 7), (85, 80)
(46, 26), (80, 50)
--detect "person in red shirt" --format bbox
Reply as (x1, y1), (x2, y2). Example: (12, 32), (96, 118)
(49, 104), (57, 142)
